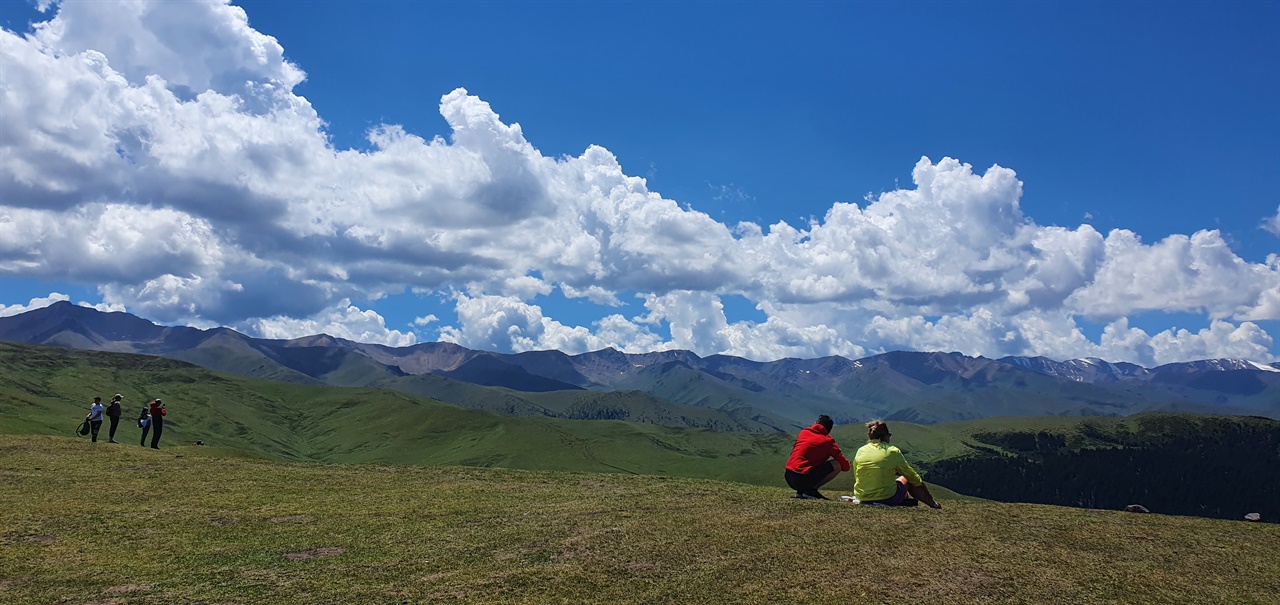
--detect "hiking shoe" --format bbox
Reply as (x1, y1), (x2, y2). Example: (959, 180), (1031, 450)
(795, 492), (822, 500)
(804, 490), (829, 500)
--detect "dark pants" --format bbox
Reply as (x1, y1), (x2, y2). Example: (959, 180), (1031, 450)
(866, 481), (917, 506)
(107, 416), (120, 441)
(140, 422), (150, 446)
(90, 420), (103, 442)
(150, 415), (163, 449)
(784, 459), (836, 494)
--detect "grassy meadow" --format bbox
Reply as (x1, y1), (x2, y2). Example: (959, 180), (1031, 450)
(5, 343), (1279, 603)
(2, 436), (1278, 605)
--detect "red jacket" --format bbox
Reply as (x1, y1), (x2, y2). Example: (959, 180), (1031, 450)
(786, 423), (851, 474)
(149, 401), (166, 417)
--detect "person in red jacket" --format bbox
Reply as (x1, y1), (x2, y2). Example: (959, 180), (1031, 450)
(148, 398), (166, 449)
(784, 415), (851, 500)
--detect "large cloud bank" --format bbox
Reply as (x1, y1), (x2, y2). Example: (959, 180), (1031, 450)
(2, 0), (1277, 365)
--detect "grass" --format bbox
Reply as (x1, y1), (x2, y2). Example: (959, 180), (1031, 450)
(2, 435), (1277, 605)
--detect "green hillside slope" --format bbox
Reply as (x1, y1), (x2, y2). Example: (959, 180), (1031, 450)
(0, 342), (843, 489)
(163, 330), (322, 385)
(7, 341), (1273, 522)
(614, 360), (846, 424)
(520, 388), (801, 432)
(2, 436), (1276, 605)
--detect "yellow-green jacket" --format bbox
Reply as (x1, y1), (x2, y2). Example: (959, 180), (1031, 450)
(853, 440), (923, 502)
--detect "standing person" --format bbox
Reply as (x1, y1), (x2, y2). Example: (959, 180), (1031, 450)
(138, 405), (152, 447)
(86, 397), (105, 443)
(853, 420), (941, 509)
(784, 415), (851, 500)
(105, 394), (123, 443)
(148, 398), (166, 449)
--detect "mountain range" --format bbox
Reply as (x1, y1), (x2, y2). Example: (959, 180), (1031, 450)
(2, 301), (1277, 428)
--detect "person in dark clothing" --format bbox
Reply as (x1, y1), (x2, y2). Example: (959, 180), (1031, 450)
(105, 394), (123, 443)
(148, 399), (166, 449)
(86, 396), (104, 443)
(138, 405), (152, 446)
(784, 415), (851, 500)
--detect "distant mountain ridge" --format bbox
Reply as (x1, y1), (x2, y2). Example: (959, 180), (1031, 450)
(1, 301), (1277, 426)
(998, 355), (1279, 382)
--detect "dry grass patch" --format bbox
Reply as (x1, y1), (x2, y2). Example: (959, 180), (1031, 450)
(267, 515), (311, 523)
(282, 547), (345, 561)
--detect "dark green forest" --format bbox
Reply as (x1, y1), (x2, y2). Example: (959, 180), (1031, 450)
(923, 415), (1279, 522)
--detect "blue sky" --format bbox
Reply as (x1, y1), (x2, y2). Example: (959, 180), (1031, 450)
(242, 1), (1278, 249)
(1, 0), (1277, 364)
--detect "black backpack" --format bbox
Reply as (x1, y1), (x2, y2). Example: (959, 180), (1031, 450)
(78, 419), (91, 436)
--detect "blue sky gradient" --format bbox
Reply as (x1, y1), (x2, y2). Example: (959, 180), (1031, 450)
(1, 0), (1277, 363)
(235, 1), (1279, 248)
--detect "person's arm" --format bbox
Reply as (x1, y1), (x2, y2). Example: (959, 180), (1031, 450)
(890, 449), (923, 486)
(830, 441), (851, 472)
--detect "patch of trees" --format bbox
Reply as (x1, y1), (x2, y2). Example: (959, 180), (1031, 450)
(925, 417), (1280, 522)
(562, 404), (632, 421)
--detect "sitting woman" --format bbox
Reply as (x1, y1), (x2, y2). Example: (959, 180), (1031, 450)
(853, 420), (941, 509)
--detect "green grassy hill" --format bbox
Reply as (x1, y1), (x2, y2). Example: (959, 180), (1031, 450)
(7, 341), (1275, 522)
(2, 436), (1276, 605)
(3, 341), (909, 491)
(0, 342), (799, 484)
(376, 372), (796, 433)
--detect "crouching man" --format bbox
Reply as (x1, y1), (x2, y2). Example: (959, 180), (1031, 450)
(784, 415), (850, 500)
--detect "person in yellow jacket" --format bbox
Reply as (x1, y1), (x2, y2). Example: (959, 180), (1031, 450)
(853, 420), (941, 509)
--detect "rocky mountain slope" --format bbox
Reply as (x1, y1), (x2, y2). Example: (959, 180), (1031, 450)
(3, 301), (1277, 425)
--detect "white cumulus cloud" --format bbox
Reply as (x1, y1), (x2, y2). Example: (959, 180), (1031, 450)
(1262, 206), (1280, 238)
(0, 292), (124, 317)
(0, 293), (70, 317)
(0, 0), (1276, 364)
(240, 300), (416, 347)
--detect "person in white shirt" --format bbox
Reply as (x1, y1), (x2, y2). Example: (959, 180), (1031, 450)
(86, 397), (105, 443)
(137, 405), (152, 447)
